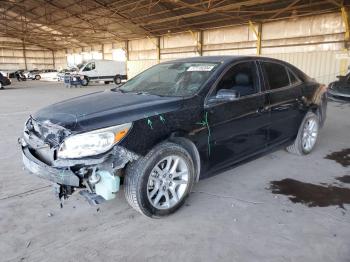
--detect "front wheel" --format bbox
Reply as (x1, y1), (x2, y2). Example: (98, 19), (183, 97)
(35, 75), (41, 80)
(286, 111), (319, 155)
(124, 142), (195, 217)
(81, 77), (89, 86)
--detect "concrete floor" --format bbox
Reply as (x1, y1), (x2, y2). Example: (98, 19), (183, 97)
(0, 80), (349, 262)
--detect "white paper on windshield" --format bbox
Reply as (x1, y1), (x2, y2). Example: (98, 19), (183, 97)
(187, 65), (215, 72)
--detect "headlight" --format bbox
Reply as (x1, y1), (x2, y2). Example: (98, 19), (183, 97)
(57, 123), (132, 159)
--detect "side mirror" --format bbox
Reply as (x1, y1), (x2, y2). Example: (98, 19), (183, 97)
(208, 89), (240, 104)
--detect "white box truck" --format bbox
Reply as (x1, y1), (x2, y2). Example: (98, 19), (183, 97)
(77, 60), (127, 86)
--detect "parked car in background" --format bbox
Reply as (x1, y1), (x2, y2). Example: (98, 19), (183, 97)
(76, 59), (127, 86)
(27, 69), (42, 80)
(20, 56), (327, 217)
(39, 69), (58, 81)
(9, 70), (25, 79)
(0, 71), (12, 88)
(57, 67), (77, 81)
(328, 73), (350, 101)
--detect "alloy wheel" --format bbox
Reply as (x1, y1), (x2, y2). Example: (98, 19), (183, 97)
(147, 155), (189, 210)
(302, 118), (318, 152)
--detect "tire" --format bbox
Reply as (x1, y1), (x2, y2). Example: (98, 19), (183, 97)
(35, 75), (41, 80)
(114, 75), (122, 85)
(0, 82), (3, 89)
(286, 111), (320, 155)
(124, 142), (195, 218)
(81, 77), (89, 86)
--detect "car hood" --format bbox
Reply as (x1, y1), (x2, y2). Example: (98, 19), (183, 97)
(33, 89), (183, 132)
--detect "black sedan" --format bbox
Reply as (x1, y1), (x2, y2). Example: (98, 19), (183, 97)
(0, 72), (11, 89)
(20, 56), (327, 217)
(328, 73), (350, 101)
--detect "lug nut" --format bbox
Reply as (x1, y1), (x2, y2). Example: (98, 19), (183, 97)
(163, 186), (166, 191)
(169, 182), (172, 186)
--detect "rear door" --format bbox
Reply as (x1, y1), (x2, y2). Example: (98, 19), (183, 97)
(205, 60), (270, 170)
(260, 61), (301, 145)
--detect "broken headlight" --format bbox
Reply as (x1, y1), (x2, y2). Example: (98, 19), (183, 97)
(57, 123), (132, 159)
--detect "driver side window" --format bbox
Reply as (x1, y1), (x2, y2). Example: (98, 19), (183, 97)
(83, 62), (95, 72)
(215, 61), (258, 97)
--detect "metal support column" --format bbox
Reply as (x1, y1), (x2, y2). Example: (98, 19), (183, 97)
(341, 7), (350, 44)
(157, 36), (161, 62)
(125, 40), (129, 61)
(199, 30), (203, 56)
(52, 49), (56, 69)
(249, 20), (262, 55)
(22, 39), (27, 70)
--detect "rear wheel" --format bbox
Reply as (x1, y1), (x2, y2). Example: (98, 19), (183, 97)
(35, 75), (41, 80)
(114, 75), (122, 85)
(286, 111), (319, 155)
(0, 81), (3, 89)
(124, 142), (195, 217)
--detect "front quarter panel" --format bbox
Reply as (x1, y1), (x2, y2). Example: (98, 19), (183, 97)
(119, 96), (205, 156)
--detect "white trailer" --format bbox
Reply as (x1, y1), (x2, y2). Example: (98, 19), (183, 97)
(77, 59), (127, 86)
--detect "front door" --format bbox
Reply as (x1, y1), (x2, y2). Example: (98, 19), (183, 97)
(205, 61), (270, 171)
(82, 62), (96, 78)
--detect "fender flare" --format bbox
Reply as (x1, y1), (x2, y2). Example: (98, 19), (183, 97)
(168, 136), (201, 182)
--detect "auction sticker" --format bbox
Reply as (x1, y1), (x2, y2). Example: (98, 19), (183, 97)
(187, 65), (215, 72)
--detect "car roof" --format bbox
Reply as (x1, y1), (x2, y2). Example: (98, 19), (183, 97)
(162, 55), (289, 65)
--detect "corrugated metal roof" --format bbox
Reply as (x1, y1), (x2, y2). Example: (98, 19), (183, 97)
(0, 0), (347, 49)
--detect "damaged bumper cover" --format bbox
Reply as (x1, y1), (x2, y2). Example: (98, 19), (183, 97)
(20, 118), (139, 190)
(22, 146), (80, 186)
(21, 140), (138, 187)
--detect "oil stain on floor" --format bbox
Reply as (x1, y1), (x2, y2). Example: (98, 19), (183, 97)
(325, 148), (350, 167)
(336, 175), (350, 184)
(270, 178), (350, 209)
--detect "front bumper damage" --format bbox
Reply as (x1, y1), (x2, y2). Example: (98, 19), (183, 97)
(20, 117), (139, 203)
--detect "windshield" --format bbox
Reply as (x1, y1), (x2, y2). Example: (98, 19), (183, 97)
(119, 62), (219, 97)
(77, 63), (84, 69)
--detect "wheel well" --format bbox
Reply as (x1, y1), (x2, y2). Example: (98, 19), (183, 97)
(168, 136), (201, 182)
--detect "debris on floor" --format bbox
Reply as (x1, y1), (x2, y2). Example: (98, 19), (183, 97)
(26, 240), (31, 248)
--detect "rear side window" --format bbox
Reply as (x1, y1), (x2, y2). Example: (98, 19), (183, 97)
(287, 68), (300, 85)
(262, 62), (289, 90)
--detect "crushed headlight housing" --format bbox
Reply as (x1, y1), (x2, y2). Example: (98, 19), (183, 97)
(57, 123), (132, 159)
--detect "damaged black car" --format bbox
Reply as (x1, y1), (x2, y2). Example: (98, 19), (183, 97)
(20, 56), (327, 217)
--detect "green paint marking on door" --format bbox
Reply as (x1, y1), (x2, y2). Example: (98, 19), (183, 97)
(147, 118), (153, 129)
(197, 112), (211, 156)
(159, 115), (166, 124)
